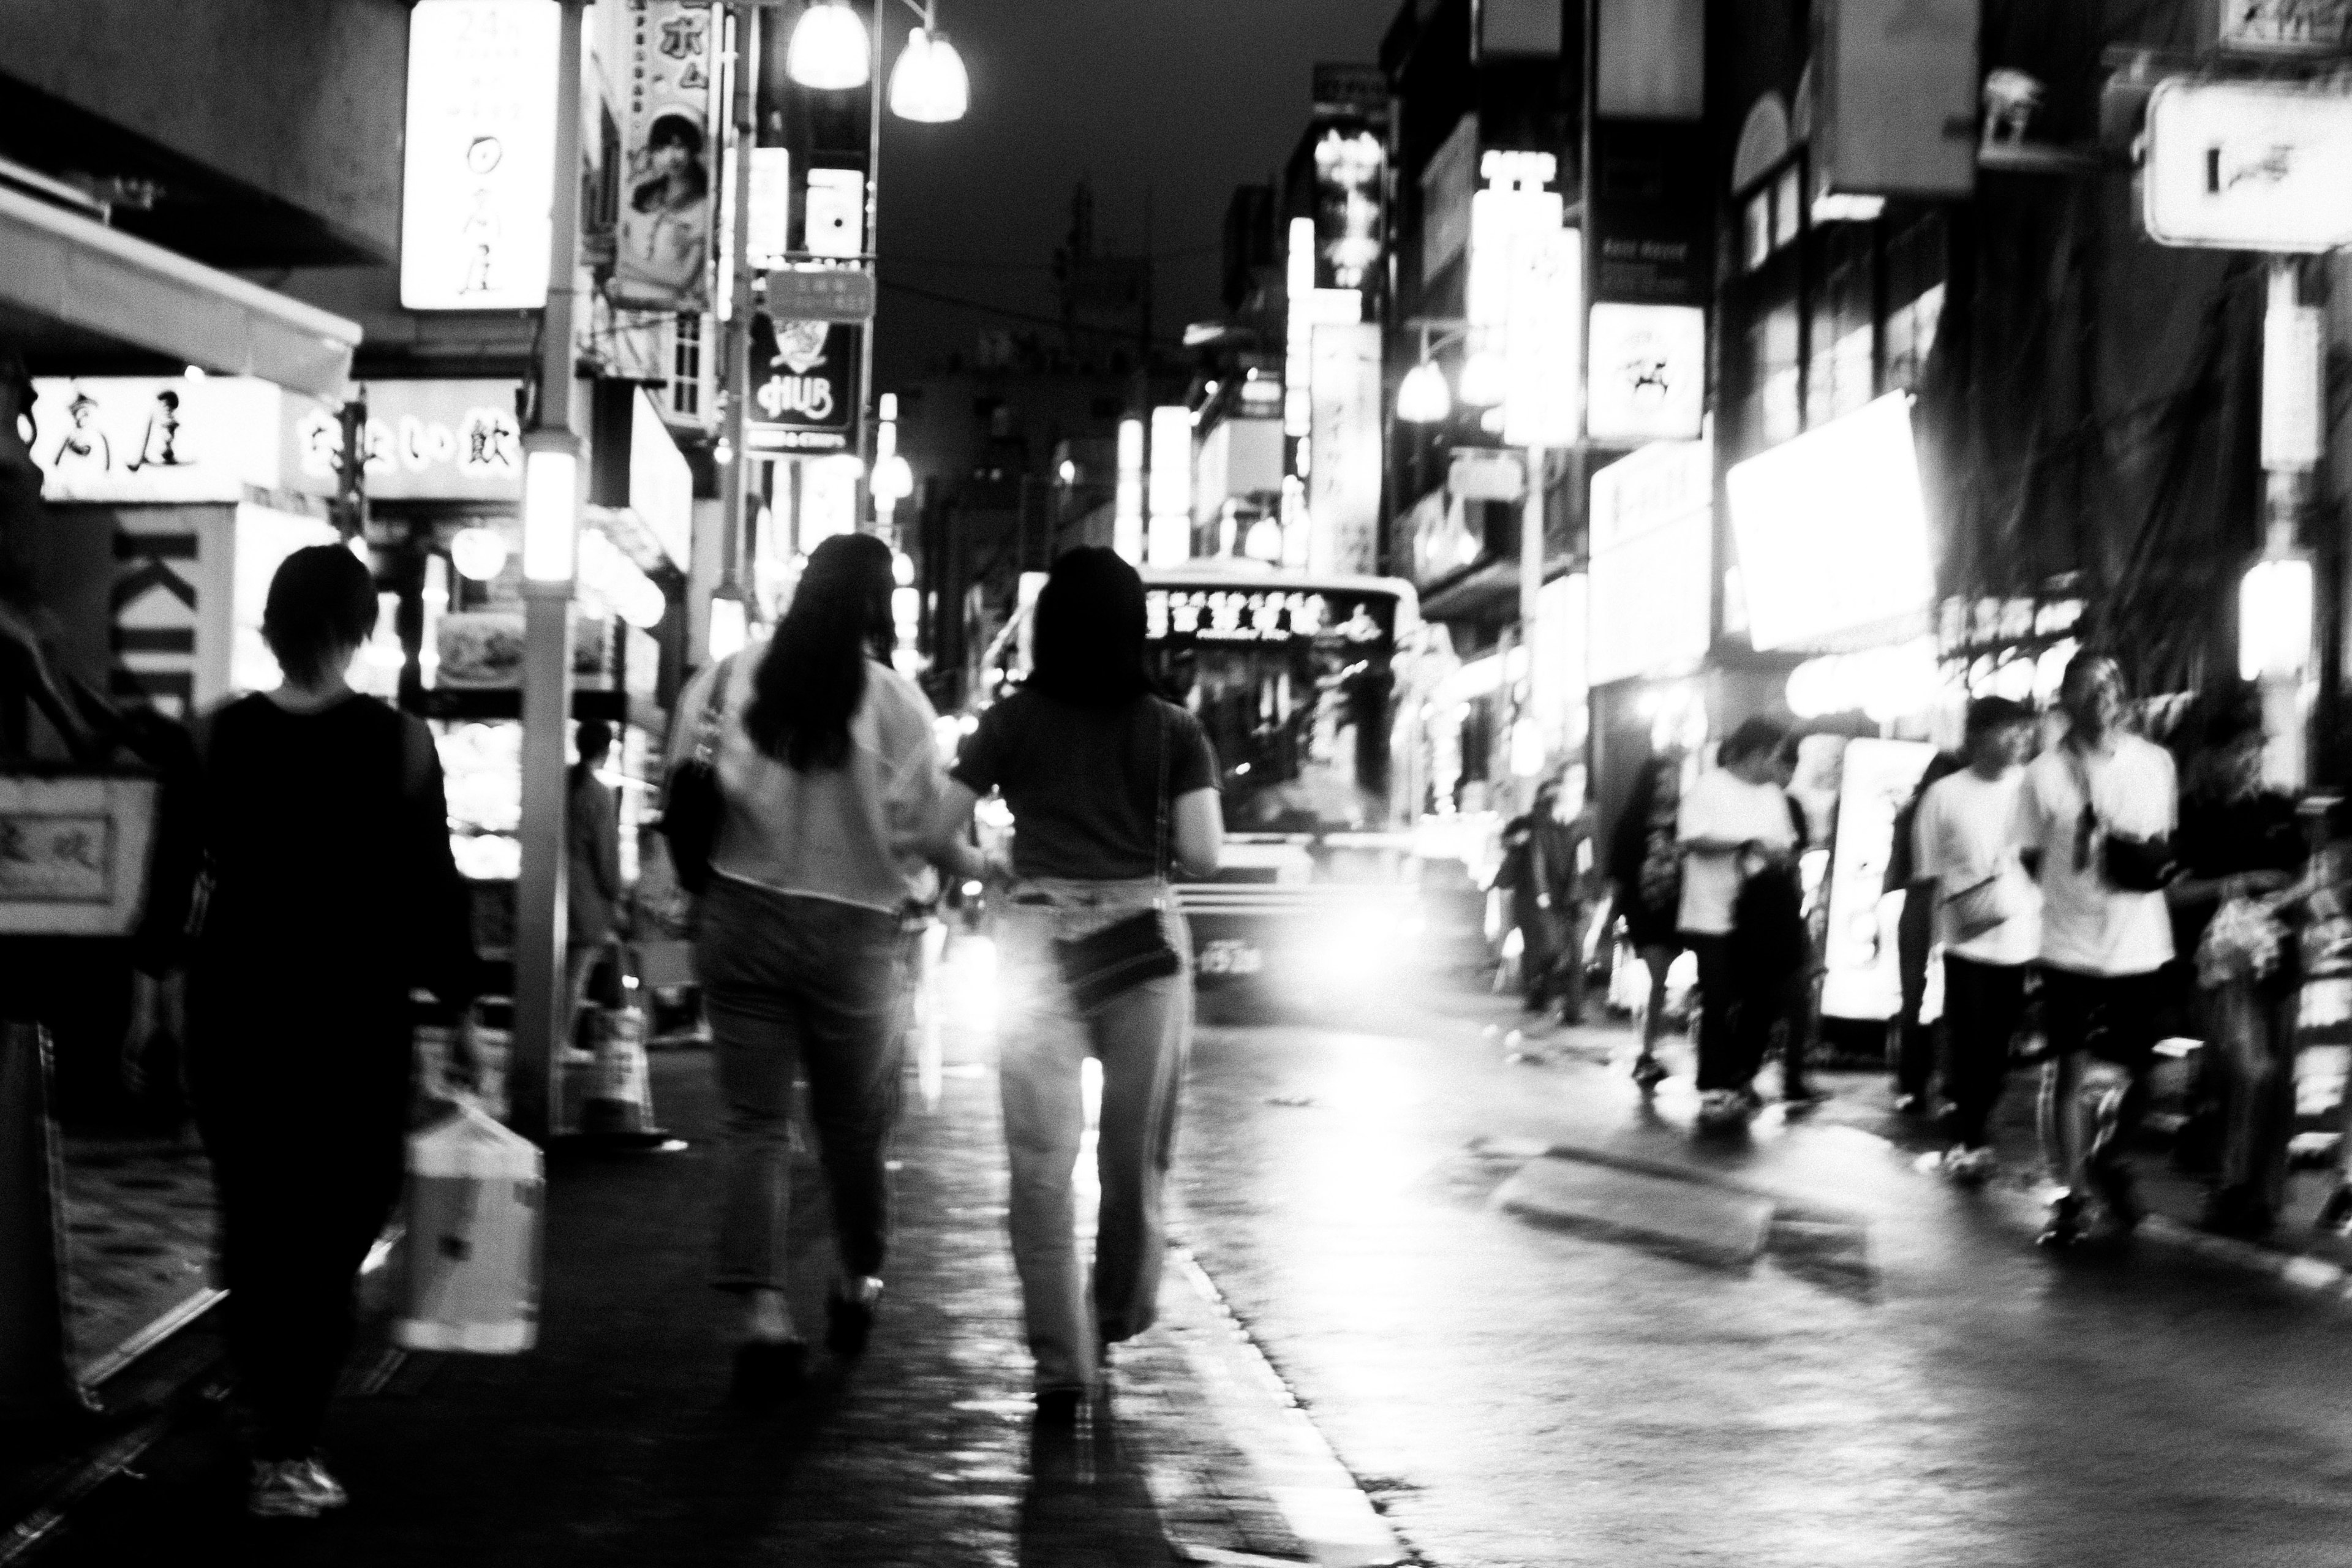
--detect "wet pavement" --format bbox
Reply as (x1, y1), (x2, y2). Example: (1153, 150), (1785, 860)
(23, 941), (2352, 1566)
(1173, 982), (2352, 1567)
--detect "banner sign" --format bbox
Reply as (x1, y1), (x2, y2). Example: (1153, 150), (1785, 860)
(1313, 126), (1386, 295)
(1501, 228), (1583, 449)
(32, 377), (293, 503)
(745, 316), (861, 454)
(1588, 439), (1711, 684)
(401, 0), (561, 311)
(2144, 80), (2352, 252)
(612, 0), (718, 311)
(1306, 323), (1383, 575)
(1145, 587), (1393, 648)
(1420, 115), (1479, 283)
(296, 381), (523, 502)
(1586, 303), (1706, 443)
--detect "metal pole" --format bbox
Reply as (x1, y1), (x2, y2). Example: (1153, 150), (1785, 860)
(1517, 443), (1546, 810)
(513, 0), (589, 1143)
(859, 0), (883, 531)
(719, 1), (758, 598)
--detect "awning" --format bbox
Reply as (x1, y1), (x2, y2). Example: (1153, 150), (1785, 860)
(0, 184), (360, 397)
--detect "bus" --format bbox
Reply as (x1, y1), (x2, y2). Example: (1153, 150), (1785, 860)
(973, 562), (1434, 1011)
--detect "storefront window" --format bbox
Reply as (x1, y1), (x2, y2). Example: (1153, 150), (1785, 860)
(1883, 283), (1945, 391)
(669, 312), (703, 417)
(1752, 304), (1801, 448)
(1773, 165), (1804, 252)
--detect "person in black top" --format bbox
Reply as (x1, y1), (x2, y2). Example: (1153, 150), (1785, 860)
(184, 546), (478, 1518)
(933, 548), (1223, 1427)
(2168, 701), (2305, 1237)
(1605, 749), (1686, 1088)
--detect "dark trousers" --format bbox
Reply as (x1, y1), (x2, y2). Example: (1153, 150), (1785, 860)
(1942, 956), (2027, 1148)
(1689, 933), (1810, 1095)
(1893, 888), (1936, 1098)
(1513, 894), (1587, 1018)
(192, 1017), (409, 1461)
(2038, 965), (2164, 1175)
(698, 877), (908, 1290)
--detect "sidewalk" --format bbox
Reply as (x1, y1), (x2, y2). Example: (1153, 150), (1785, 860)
(1499, 998), (2352, 1283)
(22, 1035), (1391, 1566)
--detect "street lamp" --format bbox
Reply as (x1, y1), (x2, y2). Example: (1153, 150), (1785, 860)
(889, 20), (968, 123)
(787, 0), (870, 89)
(1396, 360), (1451, 424)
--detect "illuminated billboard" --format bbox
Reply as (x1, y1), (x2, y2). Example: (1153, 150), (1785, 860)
(401, 0), (562, 311)
(611, 0), (719, 311)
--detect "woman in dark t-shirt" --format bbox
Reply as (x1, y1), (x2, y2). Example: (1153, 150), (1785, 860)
(935, 548), (1223, 1424)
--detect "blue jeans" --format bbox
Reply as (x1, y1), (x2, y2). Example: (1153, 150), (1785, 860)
(697, 876), (909, 1292)
(997, 877), (1191, 1391)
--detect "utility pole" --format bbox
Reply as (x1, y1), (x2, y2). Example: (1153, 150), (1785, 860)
(717, 1), (759, 619)
(511, 0), (589, 1143)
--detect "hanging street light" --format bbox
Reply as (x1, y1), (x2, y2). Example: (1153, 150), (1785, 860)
(890, 23), (968, 123)
(788, 0), (871, 89)
(1396, 360), (1452, 424)
(1458, 346), (1507, 407)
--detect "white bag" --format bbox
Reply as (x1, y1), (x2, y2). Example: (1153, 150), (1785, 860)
(397, 1101), (542, 1354)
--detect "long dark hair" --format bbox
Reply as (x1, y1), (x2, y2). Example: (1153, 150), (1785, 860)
(1029, 546), (1153, 709)
(744, 532), (895, 770)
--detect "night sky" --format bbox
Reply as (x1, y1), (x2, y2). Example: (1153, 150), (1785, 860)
(869, 0), (1390, 386)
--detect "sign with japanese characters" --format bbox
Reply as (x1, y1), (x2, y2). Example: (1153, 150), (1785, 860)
(1588, 439), (1711, 684)
(2144, 80), (2352, 251)
(30, 377), (292, 503)
(0, 776), (159, 937)
(745, 316), (861, 454)
(296, 380), (523, 502)
(2220, 0), (2352, 56)
(1586, 303), (1705, 443)
(401, 0), (561, 311)
(764, 268), (876, 323)
(1501, 227), (1583, 448)
(1144, 588), (1394, 648)
(611, 0), (718, 311)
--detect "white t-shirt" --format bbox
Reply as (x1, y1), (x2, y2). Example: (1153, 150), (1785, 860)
(1676, 767), (1796, 936)
(1915, 767), (2040, 967)
(2010, 734), (2176, 976)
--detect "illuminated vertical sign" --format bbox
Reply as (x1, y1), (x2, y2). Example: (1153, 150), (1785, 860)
(612, 0), (720, 311)
(1467, 151), (1562, 331)
(401, 0), (562, 311)
(1307, 323), (1382, 575)
(1115, 417), (1145, 562)
(1148, 405), (1193, 568)
(1501, 228), (1583, 448)
(1313, 126), (1385, 294)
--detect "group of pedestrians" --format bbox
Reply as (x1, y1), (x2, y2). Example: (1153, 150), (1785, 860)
(1597, 649), (2352, 1250)
(167, 538), (1224, 1519)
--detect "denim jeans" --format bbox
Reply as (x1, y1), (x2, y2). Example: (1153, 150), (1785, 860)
(697, 876), (908, 1293)
(997, 877), (1191, 1392)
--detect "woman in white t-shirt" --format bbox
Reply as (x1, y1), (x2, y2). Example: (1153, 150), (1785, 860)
(1677, 718), (1812, 1129)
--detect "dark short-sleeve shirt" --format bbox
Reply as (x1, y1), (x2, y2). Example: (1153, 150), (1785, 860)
(952, 691), (1218, 880)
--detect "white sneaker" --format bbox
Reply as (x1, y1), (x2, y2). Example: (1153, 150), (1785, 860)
(1941, 1146), (1997, 1186)
(248, 1461), (324, 1519)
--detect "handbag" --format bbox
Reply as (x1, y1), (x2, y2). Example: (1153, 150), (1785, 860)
(1941, 871), (2026, 944)
(1051, 701), (1184, 1012)
(2063, 745), (2177, 894)
(656, 655), (736, 897)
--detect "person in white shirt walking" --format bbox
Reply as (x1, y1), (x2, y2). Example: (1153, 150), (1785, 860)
(1914, 697), (2040, 1183)
(2010, 654), (2178, 1246)
(1678, 718), (1812, 1129)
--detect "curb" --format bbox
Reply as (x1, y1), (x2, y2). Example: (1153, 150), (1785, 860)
(1164, 1245), (1408, 1568)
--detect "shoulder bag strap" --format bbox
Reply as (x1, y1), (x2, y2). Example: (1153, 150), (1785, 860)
(2060, 742), (2100, 872)
(692, 654), (736, 766)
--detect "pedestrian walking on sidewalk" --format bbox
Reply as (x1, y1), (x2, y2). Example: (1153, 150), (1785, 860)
(2011, 653), (2179, 1246)
(2168, 699), (2305, 1238)
(564, 718), (624, 1062)
(1496, 772), (1591, 1027)
(1887, 750), (1966, 1117)
(1678, 719), (1817, 1130)
(935, 547), (1224, 1425)
(1607, 749), (1684, 1089)
(1914, 697), (2040, 1183)
(676, 533), (981, 1403)
(184, 545), (480, 1518)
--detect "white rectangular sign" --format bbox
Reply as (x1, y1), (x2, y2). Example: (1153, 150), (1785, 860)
(1501, 227), (1583, 448)
(401, 0), (562, 311)
(2221, 0), (2352, 55)
(1586, 303), (1705, 443)
(1726, 393), (1935, 652)
(1588, 440), (1711, 684)
(32, 378), (290, 503)
(611, 0), (718, 311)
(2144, 80), (2352, 252)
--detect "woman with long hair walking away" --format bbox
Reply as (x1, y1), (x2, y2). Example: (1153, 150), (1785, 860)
(933, 546), (1224, 1427)
(674, 533), (981, 1403)
(187, 545), (480, 1517)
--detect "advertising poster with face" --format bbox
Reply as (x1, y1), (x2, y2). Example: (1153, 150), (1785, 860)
(745, 315), (860, 454)
(612, 0), (718, 312)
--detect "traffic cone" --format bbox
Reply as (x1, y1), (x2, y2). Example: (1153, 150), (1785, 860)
(574, 1005), (674, 1148)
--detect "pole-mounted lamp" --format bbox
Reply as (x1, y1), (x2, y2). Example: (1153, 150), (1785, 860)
(520, 429), (581, 584)
(1397, 321), (1478, 425)
(888, 1), (968, 123)
(786, 0), (870, 89)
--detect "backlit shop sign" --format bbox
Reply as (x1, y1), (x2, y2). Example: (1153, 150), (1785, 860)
(1145, 589), (1392, 646)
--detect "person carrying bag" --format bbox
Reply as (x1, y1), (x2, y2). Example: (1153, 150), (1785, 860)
(933, 547), (1224, 1427)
